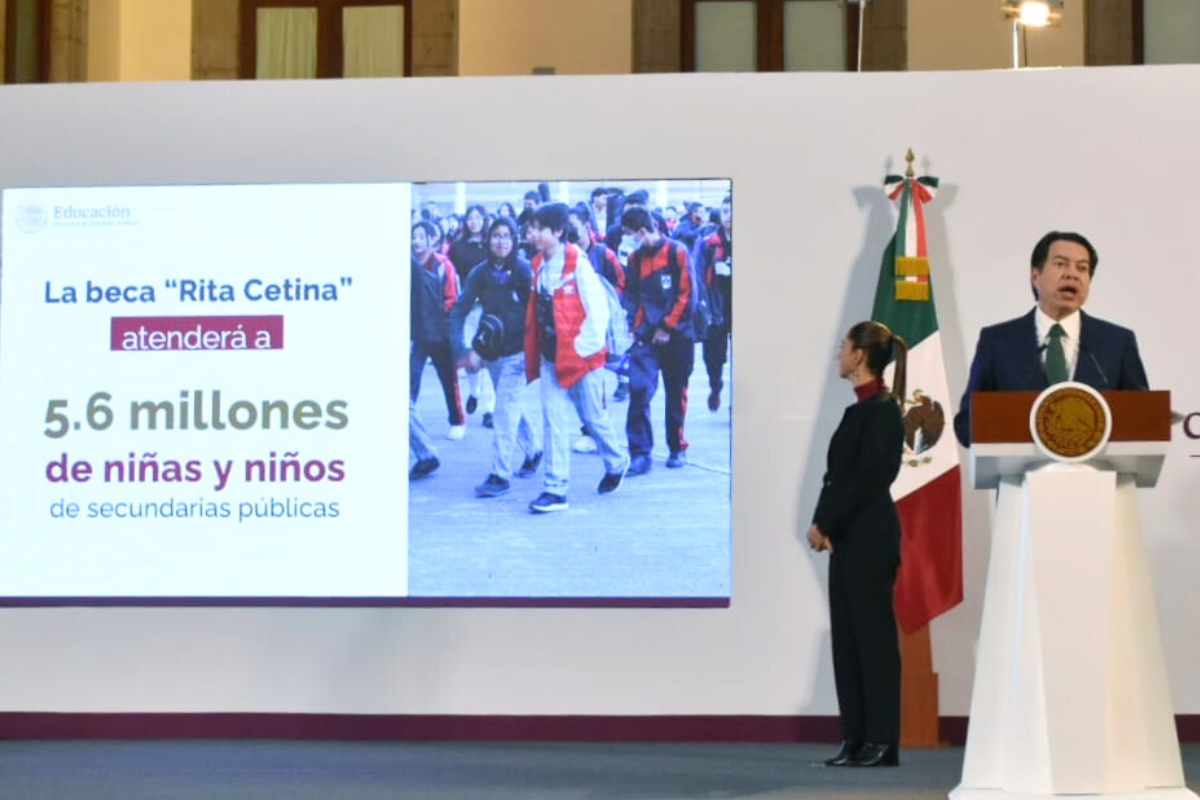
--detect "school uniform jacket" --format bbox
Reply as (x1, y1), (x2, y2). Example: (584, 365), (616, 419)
(411, 252), (459, 347)
(624, 238), (692, 340)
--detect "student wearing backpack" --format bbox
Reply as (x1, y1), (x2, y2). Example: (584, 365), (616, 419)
(410, 221), (466, 439)
(450, 216), (543, 498)
(523, 203), (629, 514)
(698, 195), (733, 411)
(620, 206), (695, 474)
(566, 205), (631, 455)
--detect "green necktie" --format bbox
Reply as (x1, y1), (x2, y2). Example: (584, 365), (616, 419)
(1045, 323), (1068, 384)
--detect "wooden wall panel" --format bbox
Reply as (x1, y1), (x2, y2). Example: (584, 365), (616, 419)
(192, 0), (239, 80)
(633, 0), (681, 73)
(412, 0), (456, 76)
(49, 0), (87, 82)
(1086, 0), (1139, 65)
(863, 0), (905, 71)
(1, 0), (7, 82)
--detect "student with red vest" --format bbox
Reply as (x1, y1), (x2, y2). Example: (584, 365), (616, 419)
(411, 221), (466, 439)
(523, 203), (629, 514)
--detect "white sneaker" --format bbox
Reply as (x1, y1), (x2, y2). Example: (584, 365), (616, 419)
(446, 425), (466, 441)
(572, 435), (598, 454)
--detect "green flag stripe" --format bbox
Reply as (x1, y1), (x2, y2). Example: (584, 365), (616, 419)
(871, 233), (939, 348)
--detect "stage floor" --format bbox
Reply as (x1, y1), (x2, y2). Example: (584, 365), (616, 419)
(1, 741), (1197, 799)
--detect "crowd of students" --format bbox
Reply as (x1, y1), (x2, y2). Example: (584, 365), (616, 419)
(408, 185), (733, 514)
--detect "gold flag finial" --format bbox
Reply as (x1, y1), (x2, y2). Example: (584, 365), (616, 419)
(905, 148), (915, 179)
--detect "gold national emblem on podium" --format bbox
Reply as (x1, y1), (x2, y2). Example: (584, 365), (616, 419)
(1031, 384), (1111, 460)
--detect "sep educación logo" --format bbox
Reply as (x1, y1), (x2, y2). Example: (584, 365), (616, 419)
(15, 202), (49, 234)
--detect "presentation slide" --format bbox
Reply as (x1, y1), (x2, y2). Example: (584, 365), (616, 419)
(0, 183), (412, 599)
(0, 179), (731, 604)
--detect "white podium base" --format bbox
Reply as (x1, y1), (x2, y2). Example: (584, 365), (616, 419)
(951, 787), (1198, 800)
(955, 464), (1188, 798)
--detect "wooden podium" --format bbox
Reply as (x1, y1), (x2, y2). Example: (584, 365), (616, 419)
(950, 387), (1195, 800)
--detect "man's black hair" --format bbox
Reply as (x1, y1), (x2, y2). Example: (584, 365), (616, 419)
(621, 206), (654, 234)
(1031, 231), (1098, 272)
(532, 202), (571, 240)
(1030, 231), (1098, 299)
(625, 189), (649, 206)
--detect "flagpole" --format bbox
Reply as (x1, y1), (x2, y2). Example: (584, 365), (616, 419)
(876, 149), (963, 748)
(1012, 18), (1021, 69)
(847, 0), (872, 72)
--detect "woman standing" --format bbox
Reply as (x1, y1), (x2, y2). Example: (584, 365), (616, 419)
(449, 205), (494, 422)
(449, 205), (489, 283)
(808, 320), (907, 768)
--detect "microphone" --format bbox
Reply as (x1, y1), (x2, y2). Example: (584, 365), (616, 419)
(1079, 342), (1110, 388)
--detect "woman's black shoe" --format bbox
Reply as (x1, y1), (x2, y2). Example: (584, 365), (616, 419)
(822, 740), (862, 766)
(848, 741), (899, 767)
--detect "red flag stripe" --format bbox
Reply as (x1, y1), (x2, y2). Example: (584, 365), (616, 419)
(912, 185), (931, 255)
(892, 465), (963, 633)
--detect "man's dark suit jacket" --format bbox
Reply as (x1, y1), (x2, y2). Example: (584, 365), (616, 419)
(953, 309), (1149, 447)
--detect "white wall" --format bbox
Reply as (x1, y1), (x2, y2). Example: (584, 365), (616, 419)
(1, 66), (1199, 718)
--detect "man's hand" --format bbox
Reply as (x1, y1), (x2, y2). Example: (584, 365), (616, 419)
(463, 350), (482, 371)
(652, 328), (671, 346)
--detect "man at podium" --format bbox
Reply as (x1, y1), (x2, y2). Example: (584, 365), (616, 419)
(953, 231), (1149, 446)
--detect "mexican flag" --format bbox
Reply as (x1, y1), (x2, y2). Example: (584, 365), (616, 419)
(874, 171), (963, 633)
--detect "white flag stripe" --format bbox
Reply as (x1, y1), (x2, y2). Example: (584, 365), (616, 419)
(905, 198), (919, 258)
(884, 330), (959, 501)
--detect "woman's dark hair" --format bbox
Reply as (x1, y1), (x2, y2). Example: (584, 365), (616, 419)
(411, 220), (441, 246)
(457, 204), (488, 242)
(497, 202), (516, 218)
(486, 216), (519, 262)
(847, 320), (908, 406)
